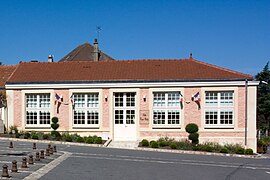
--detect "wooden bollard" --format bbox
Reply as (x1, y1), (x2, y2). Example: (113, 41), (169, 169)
(49, 147), (53, 155)
(12, 160), (18, 173)
(40, 150), (45, 159)
(53, 145), (57, 152)
(2, 164), (9, 177)
(21, 157), (28, 168)
(35, 152), (40, 161)
(48, 144), (51, 149)
(28, 155), (34, 165)
(33, 143), (36, 149)
(45, 148), (50, 156)
(9, 141), (13, 148)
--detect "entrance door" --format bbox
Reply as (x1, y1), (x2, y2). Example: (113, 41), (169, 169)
(114, 92), (136, 141)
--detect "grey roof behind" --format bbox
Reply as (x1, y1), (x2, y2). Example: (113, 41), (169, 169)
(59, 42), (114, 62)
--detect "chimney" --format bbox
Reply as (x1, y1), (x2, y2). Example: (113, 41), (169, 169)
(93, 38), (99, 61)
(48, 55), (54, 62)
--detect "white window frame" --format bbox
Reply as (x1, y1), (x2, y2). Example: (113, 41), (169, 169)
(152, 91), (181, 128)
(25, 93), (51, 128)
(72, 93), (100, 128)
(204, 91), (234, 128)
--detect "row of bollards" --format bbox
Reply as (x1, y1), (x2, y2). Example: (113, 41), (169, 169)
(2, 142), (57, 178)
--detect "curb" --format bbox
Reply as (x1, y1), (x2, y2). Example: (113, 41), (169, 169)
(1, 137), (268, 159)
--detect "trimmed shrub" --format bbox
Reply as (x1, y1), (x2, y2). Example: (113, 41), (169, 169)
(51, 117), (59, 124)
(86, 136), (94, 144)
(158, 140), (168, 147)
(220, 147), (229, 153)
(141, 139), (149, 147)
(185, 123), (199, 134)
(245, 148), (253, 155)
(176, 140), (193, 150)
(170, 143), (177, 149)
(188, 132), (199, 144)
(31, 132), (39, 140)
(95, 137), (103, 144)
(205, 146), (213, 152)
(51, 124), (59, 131)
(150, 141), (159, 148)
(224, 143), (243, 153)
(51, 131), (61, 140)
(235, 147), (245, 154)
(51, 117), (59, 131)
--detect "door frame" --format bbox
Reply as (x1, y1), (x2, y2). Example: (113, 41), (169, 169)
(109, 88), (140, 141)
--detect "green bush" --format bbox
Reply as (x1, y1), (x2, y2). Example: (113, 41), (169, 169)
(245, 148), (253, 155)
(95, 137), (103, 144)
(43, 133), (49, 140)
(51, 124), (59, 131)
(76, 136), (85, 143)
(170, 143), (177, 149)
(224, 143), (243, 153)
(51, 131), (61, 140)
(205, 146), (213, 152)
(176, 140), (193, 150)
(158, 140), (168, 147)
(86, 136), (94, 144)
(150, 141), (159, 148)
(235, 147), (245, 154)
(31, 132), (39, 140)
(188, 132), (199, 144)
(63, 134), (72, 142)
(24, 132), (30, 139)
(220, 147), (229, 153)
(185, 123), (199, 134)
(51, 117), (59, 124)
(141, 139), (149, 147)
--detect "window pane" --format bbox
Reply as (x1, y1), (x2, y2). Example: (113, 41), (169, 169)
(126, 110), (135, 124)
(220, 111), (233, 124)
(39, 111), (50, 124)
(115, 93), (124, 107)
(115, 110), (124, 124)
(153, 110), (165, 124)
(87, 111), (99, 124)
(205, 111), (218, 124)
(126, 93), (135, 107)
(74, 94), (85, 108)
(153, 93), (165, 107)
(205, 92), (218, 106)
(168, 92), (180, 107)
(39, 94), (50, 108)
(168, 110), (180, 124)
(220, 92), (233, 106)
(74, 110), (85, 124)
(26, 111), (37, 124)
(87, 93), (99, 108)
(26, 94), (37, 108)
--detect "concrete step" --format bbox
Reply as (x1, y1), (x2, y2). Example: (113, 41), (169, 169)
(108, 141), (139, 149)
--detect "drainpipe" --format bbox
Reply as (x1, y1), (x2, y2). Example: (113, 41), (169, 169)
(245, 79), (248, 146)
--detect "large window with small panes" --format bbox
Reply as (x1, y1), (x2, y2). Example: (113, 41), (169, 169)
(25, 94), (51, 127)
(73, 93), (99, 128)
(204, 91), (234, 128)
(152, 92), (181, 128)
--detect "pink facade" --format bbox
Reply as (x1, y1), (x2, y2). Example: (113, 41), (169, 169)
(7, 84), (257, 151)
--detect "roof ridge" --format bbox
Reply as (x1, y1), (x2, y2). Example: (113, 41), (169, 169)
(190, 58), (253, 78)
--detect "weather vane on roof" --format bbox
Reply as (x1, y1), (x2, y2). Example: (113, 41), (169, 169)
(96, 26), (102, 40)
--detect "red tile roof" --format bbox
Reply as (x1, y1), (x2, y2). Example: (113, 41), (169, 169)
(7, 59), (253, 84)
(0, 65), (17, 88)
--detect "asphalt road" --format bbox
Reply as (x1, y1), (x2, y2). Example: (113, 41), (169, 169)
(1, 139), (270, 180)
(43, 143), (270, 180)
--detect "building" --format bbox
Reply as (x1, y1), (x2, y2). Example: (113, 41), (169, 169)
(4, 52), (259, 151)
(0, 65), (17, 132)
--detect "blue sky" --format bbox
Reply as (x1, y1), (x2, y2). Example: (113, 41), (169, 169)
(0, 0), (269, 75)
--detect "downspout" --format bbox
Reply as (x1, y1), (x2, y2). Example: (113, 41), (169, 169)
(245, 79), (248, 146)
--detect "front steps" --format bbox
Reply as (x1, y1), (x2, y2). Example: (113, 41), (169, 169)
(107, 140), (139, 149)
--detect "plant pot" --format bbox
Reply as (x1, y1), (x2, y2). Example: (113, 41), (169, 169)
(257, 146), (264, 154)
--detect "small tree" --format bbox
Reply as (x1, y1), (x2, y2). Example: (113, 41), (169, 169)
(185, 123), (199, 144)
(51, 117), (60, 140)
